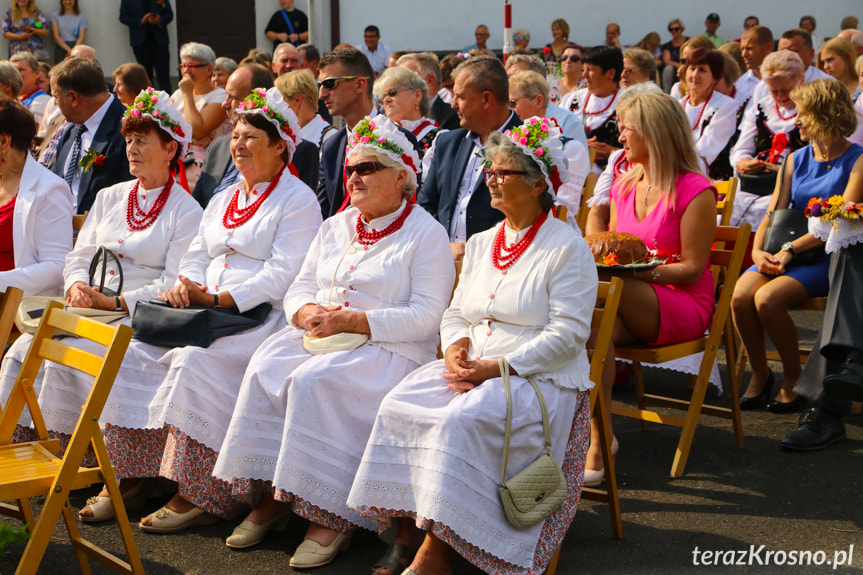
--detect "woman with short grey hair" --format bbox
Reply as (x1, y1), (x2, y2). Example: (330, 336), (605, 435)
(211, 56), (237, 89)
(171, 41), (227, 189)
(0, 60), (22, 98)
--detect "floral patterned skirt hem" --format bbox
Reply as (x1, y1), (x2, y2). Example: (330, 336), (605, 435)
(104, 424), (167, 479)
(160, 425), (247, 520)
(13, 425), (98, 468)
(273, 488), (356, 534)
(354, 392), (591, 575)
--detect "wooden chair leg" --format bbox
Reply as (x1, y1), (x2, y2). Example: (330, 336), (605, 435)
(544, 545), (562, 575)
(670, 354), (716, 478)
(61, 499), (93, 575)
(15, 488), (71, 575)
(723, 327), (744, 449)
(632, 362), (649, 431)
(595, 385), (623, 540)
(92, 432), (145, 574)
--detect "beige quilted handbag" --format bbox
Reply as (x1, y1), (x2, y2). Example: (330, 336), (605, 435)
(498, 358), (567, 529)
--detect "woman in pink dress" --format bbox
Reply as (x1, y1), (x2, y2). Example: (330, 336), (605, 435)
(585, 90), (717, 485)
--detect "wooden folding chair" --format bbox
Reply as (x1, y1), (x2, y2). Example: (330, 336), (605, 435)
(0, 301), (143, 575)
(72, 211), (88, 246)
(0, 286), (23, 353)
(576, 172), (599, 233)
(544, 277), (625, 575)
(555, 205), (568, 221)
(714, 178), (737, 226)
(611, 224), (751, 478)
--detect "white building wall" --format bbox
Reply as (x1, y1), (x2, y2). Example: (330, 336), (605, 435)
(0, 0), (858, 77)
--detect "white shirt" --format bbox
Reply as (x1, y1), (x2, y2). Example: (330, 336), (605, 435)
(561, 88), (619, 134)
(851, 97), (863, 147)
(179, 172), (322, 312)
(63, 95), (115, 200)
(441, 216), (597, 391)
(284, 202), (454, 366)
(64, 178), (203, 314)
(734, 69), (760, 103)
(555, 139), (591, 231)
(449, 111), (514, 243)
(681, 90), (738, 165)
(546, 103), (589, 150)
(357, 40), (392, 74)
(589, 148), (629, 208)
(300, 114), (336, 149)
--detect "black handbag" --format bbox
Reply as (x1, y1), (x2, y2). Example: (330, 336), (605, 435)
(132, 299), (272, 348)
(89, 246), (123, 297)
(738, 171), (777, 196)
(761, 161), (823, 266)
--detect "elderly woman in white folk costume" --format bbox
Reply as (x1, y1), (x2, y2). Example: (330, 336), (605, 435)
(75, 88), (321, 529)
(0, 88), (201, 471)
(347, 117), (598, 575)
(212, 117), (454, 568)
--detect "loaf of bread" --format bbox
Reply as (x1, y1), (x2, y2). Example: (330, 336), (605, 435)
(585, 232), (649, 265)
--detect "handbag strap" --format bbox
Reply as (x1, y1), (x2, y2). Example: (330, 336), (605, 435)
(774, 156), (791, 210)
(88, 246), (124, 295)
(499, 358), (553, 487)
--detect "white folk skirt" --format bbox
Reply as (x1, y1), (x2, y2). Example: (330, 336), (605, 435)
(346, 359), (588, 571)
(214, 325), (420, 530)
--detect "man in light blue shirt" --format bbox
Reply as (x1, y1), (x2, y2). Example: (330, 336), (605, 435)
(357, 25), (391, 77)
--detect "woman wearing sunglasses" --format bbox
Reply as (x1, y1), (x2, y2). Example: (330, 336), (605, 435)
(374, 66), (445, 171)
(556, 44), (584, 100)
(212, 118), (453, 567)
(347, 118), (596, 575)
(661, 18), (688, 92)
(171, 42), (228, 189)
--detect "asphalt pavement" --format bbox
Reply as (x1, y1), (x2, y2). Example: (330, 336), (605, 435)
(1, 310), (861, 574)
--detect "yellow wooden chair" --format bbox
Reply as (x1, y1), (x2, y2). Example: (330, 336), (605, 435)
(0, 301), (143, 575)
(0, 286), (23, 354)
(611, 224), (751, 478)
(544, 277), (625, 575)
(575, 172), (599, 233)
(72, 211), (88, 246)
(714, 178), (737, 226)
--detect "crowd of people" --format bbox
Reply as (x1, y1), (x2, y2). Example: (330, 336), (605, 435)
(0, 2), (861, 574)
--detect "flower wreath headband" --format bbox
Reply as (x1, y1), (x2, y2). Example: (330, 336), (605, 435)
(346, 118), (420, 189)
(124, 88), (193, 157)
(235, 87), (302, 160)
(499, 116), (569, 196)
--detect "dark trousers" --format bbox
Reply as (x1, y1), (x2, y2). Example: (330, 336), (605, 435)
(133, 43), (171, 93)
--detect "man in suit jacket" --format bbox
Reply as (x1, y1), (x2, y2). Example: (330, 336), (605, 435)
(397, 52), (460, 131)
(49, 57), (130, 215)
(418, 55), (519, 260)
(193, 63), (319, 209)
(119, 0), (174, 92)
(316, 48), (419, 219)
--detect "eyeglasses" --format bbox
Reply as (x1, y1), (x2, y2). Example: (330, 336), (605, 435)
(317, 76), (364, 90)
(560, 54), (581, 63)
(482, 168), (528, 184)
(382, 86), (412, 99)
(344, 161), (388, 178)
(178, 63), (207, 71)
(668, 26), (682, 32)
(513, 35), (526, 41)
(622, 67), (639, 75)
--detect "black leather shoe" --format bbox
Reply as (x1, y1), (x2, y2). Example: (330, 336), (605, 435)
(823, 350), (863, 401)
(739, 370), (774, 411)
(780, 408), (846, 451)
(765, 395), (805, 414)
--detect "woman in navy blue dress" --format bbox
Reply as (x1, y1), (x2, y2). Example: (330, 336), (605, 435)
(732, 79), (863, 413)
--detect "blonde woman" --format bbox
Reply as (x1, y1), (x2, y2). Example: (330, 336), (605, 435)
(817, 37), (858, 100)
(543, 17), (570, 63)
(275, 69), (335, 149)
(661, 18), (687, 92)
(586, 91), (717, 485)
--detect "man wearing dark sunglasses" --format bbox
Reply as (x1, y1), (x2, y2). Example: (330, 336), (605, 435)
(417, 55), (520, 261)
(316, 48), (419, 219)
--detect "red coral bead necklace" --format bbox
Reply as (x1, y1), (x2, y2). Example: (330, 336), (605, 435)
(126, 179), (173, 231)
(355, 202), (413, 247)
(223, 165), (285, 229)
(492, 211), (548, 271)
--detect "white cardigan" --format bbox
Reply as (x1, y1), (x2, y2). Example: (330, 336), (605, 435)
(0, 154), (73, 296)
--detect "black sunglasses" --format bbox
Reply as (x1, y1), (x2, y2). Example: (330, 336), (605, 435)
(382, 87), (412, 99)
(345, 161), (388, 178)
(560, 54), (581, 62)
(317, 76), (364, 91)
(668, 26), (682, 32)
